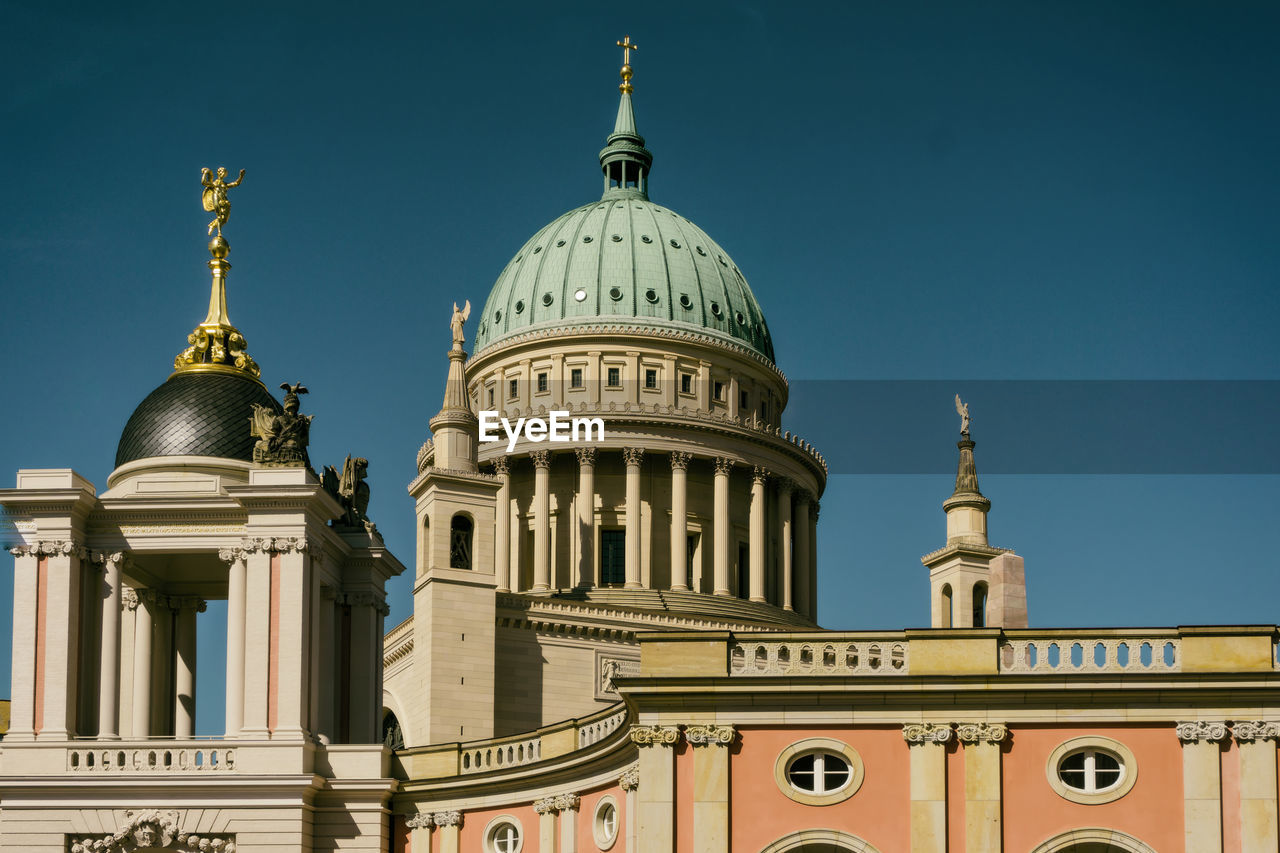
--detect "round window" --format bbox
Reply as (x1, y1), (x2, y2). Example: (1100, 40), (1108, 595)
(574, 288), (587, 302)
(592, 796), (620, 849)
(609, 286), (623, 301)
(541, 293), (553, 306)
(1058, 748), (1123, 793)
(786, 751), (852, 795)
(485, 818), (522, 853)
(514, 300), (524, 314)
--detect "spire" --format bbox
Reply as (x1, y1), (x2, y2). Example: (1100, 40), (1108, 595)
(173, 168), (260, 381)
(599, 35), (653, 199)
(943, 397), (991, 545)
(428, 301), (479, 472)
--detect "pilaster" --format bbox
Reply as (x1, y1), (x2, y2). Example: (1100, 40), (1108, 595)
(619, 765), (640, 853)
(686, 724), (736, 853)
(957, 722), (1007, 852)
(535, 797), (559, 851)
(1233, 721), (1280, 852)
(631, 725), (680, 853)
(904, 723), (952, 853)
(434, 810), (462, 853)
(556, 793), (581, 853)
(1177, 720), (1229, 853)
(405, 812), (434, 853)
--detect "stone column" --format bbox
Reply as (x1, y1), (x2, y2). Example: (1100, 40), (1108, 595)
(556, 793), (581, 853)
(532, 450), (552, 591)
(172, 596), (205, 738)
(808, 500), (820, 618)
(712, 457), (734, 596)
(793, 494), (812, 619)
(96, 552), (126, 739)
(40, 541), (84, 740)
(221, 547), (247, 737)
(957, 722), (1006, 852)
(275, 540), (313, 740)
(776, 481), (793, 610)
(748, 469), (767, 603)
(1177, 721), (1229, 853)
(494, 456), (511, 592)
(535, 797), (558, 851)
(623, 448), (645, 589)
(576, 448), (597, 587)
(686, 724), (736, 853)
(631, 725), (680, 853)
(904, 723), (952, 853)
(669, 452), (692, 591)
(1233, 721), (1280, 851)
(405, 812), (433, 853)
(7, 546), (39, 740)
(434, 810), (461, 853)
(130, 589), (153, 738)
(619, 766), (639, 853)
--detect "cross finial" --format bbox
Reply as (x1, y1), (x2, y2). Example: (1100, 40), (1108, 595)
(616, 35), (639, 94)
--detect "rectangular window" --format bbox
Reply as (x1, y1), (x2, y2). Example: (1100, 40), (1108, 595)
(760, 400), (769, 420)
(570, 368), (584, 388)
(737, 542), (750, 599)
(644, 369), (658, 389)
(740, 390), (749, 410)
(601, 529), (626, 585)
(537, 372), (548, 393)
(509, 378), (519, 399)
(680, 373), (692, 395)
(607, 367), (621, 387)
(488, 387), (495, 407)
(713, 381), (724, 402)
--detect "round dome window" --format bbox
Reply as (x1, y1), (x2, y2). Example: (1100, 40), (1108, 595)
(574, 289), (587, 302)
(679, 293), (693, 309)
(514, 300), (525, 314)
(645, 289), (659, 303)
(710, 302), (722, 318)
(541, 293), (553, 306)
(609, 287), (623, 301)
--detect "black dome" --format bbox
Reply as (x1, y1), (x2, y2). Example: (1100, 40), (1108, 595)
(115, 371), (282, 468)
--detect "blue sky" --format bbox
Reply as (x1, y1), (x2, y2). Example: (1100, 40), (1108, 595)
(2, 1), (1277, 735)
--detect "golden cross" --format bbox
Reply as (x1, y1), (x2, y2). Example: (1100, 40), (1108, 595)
(617, 35), (638, 67)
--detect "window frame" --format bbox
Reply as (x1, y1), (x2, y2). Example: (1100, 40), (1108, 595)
(483, 816), (524, 853)
(643, 368), (658, 390)
(680, 372), (694, 396)
(1045, 736), (1138, 805)
(606, 366), (622, 387)
(773, 738), (864, 806)
(569, 367), (585, 389)
(592, 795), (620, 850)
(536, 372), (549, 394)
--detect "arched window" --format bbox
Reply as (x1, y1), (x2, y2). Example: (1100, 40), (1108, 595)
(381, 710), (404, 750)
(418, 515), (430, 572)
(450, 514), (474, 570)
(973, 581), (988, 627)
(940, 584), (953, 628)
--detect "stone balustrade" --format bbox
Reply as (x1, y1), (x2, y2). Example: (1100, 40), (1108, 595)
(999, 630), (1181, 674)
(730, 637), (909, 675)
(67, 742), (236, 773)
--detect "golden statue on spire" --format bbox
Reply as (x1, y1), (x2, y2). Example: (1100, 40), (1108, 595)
(616, 35), (638, 94)
(201, 166), (245, 237)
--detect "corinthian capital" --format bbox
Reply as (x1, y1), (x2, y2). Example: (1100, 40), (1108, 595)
(903, 723), (953, 744)
(432, 810), (462, 827)
(956, 722), (1008, 744)
(492, 455), (510, 475)
(405, 812), (434, 830)
(530, 450), (552, 469)
(622, 447), (645, 467)
(713, 456), (735, 476)
(533, 797), (558, 815)
(629, 725), (680, 747)
(1176, 721), (1229, 743)
(684, 724), (736, 747)
(554, 793), (580, 812)
(618, 765), (640, 791)
(669, 451), (692, 471)
(574, 447), (597, 466)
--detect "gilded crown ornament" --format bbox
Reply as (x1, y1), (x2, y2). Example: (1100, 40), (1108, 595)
(173, 167), (261, 379)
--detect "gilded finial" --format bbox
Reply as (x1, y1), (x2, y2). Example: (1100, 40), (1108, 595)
(173, 167), (260, 381)
(616, 35), (638, 94)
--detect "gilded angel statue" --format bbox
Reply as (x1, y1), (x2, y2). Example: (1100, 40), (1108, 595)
(955, 394), (971, 437)
(201, 166), (245, 236)
(451, 300), (471, 349)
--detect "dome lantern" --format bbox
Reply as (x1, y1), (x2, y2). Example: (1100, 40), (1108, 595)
(599, 35), (653, 199)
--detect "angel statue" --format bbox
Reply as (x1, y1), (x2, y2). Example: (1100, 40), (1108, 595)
(250, 382), (312, 466)
(451, 300), (471, 350)
(201, 166), (245, 236)
(955, 394), (971, 437)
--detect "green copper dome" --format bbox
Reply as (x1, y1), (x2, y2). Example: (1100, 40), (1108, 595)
(472, 92), (775, 363)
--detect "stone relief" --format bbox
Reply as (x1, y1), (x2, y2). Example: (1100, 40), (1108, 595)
(69, 809), (234, 852)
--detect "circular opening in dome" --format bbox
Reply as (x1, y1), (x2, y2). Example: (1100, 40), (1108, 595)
(696, 246), (706, 256)
(718, 254), (727, 266)
(574, 289), (587, 302)
(710, 302), (722, 317)
(541, 293), (553, 306)
(735, 311), (745, 325)
(494, 310), (502, 322)
(679, 293), (693, 309)
(640, 235), (652, 243)
(609, 287), (623, 301)
(611, 234), (622, 242)
(514, 300), (525, 314)
(533, 246), (542, 254)
(645, 288), (658, 303)
(669, 239), (681, 249)
(556, 240), (566, 247)
(583, 235), (593, 243)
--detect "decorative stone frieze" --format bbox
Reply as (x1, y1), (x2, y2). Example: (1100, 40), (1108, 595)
(713, 456), (735, 475)
(530, 449), (552, 469)
(684, 724), (736, 746)
(432, 810), (462, 827)
(956, 722), (1009, 743)
(903, 723), (953, 744)
(629, 724), (680, 747)
(574, 447), (597, 465)
(1175, 721), (1230, 743)
(533, 797), (558, 815)
(69, 809), (235, 853)
(669, 450), (692, 470)
(1232, 720), (1280, 742)
(622, 447), (645, 466)
(554, 793), (581, 812)
(405, 812), (434, 830)
(618, 765), (640, 791)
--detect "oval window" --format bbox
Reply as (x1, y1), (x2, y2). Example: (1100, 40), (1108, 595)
(574, 288), (587, 302)
(513, 300), (524, 314)
(679, 293), (693, 309)
(786, 751), (852, 795)
(1058, 748), (1123, 793)
(592, 796), (619, 849)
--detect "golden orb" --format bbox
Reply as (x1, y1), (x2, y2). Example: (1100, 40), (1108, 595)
(209, 236), (230, 259)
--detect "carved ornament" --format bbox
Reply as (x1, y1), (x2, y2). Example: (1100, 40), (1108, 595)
(622, 447), (645, 467)
(618, 765), (640, 791)
(669, 450), (692, 470)
(69, 808), (235, 852)
(955, 722), (1008, 744)
(405, 812), (434, 830)
(432, 810), (462, 827)
(1175, 721), (1229, 743)
(1232, 721), (1280, 742)
(629, 724), (680, 747)
(685, 724), (736, 747)
(902, 723), (953, 745)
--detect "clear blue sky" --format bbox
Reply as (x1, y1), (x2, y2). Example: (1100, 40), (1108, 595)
(2, 1), (1278, 735)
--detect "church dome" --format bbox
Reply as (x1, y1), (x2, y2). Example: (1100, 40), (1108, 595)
(115, 371), (281, 468)
(472, 90), (775, 363)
